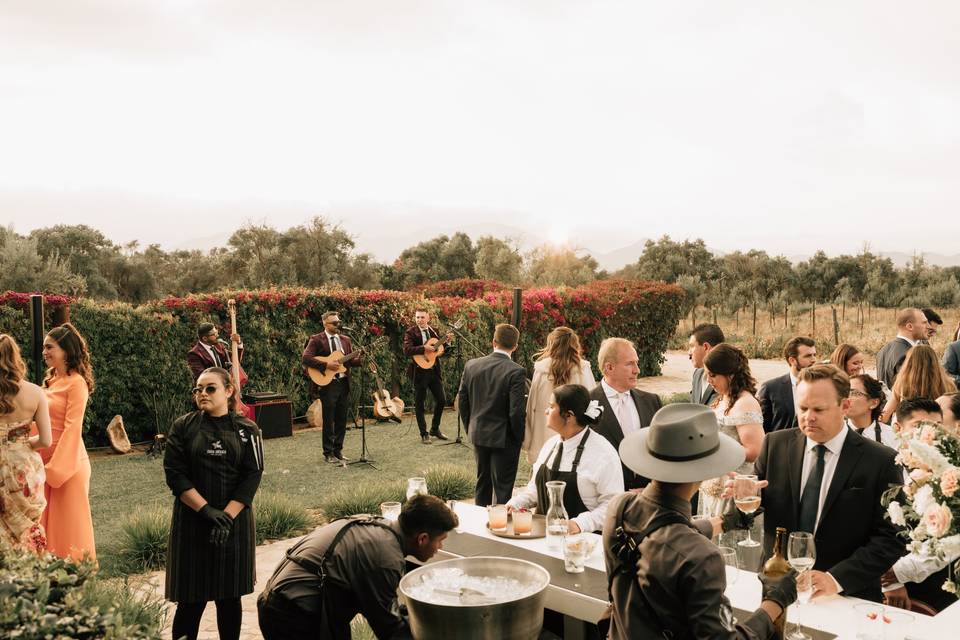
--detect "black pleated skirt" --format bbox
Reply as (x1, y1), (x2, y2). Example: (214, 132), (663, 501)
(165, 501), (256, 603)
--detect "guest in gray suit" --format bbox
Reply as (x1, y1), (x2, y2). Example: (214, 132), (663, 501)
(458, 323), (527, 507)
(688, 323), (725, 406)
(875, 308), (928, 389)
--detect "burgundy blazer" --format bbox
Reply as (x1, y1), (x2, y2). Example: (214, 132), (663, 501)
(302, 333), (358, 391)
(402, 325), (443, 379)
(187, 342), (243, 382)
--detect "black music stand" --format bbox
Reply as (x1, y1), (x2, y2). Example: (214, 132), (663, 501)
(347, 340), (377, 470)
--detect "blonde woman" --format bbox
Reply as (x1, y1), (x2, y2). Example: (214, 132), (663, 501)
(881, 345), (956, 424)
(523, 327), (594, 463)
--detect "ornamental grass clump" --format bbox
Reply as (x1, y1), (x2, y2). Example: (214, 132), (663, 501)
(423, 464), (475, 501)
(114, 505), (170, 574)
(254, 490), (316, 544)
(320, 480), (406, 520)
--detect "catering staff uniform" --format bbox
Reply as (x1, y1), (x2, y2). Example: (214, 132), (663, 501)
(258, 516), (411, 640)
(507, 427), (623, 533)
(604, 487), (774, 639)
(845, 419), (898, 450)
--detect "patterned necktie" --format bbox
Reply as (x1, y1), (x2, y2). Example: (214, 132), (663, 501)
(798, 444), (827, 533)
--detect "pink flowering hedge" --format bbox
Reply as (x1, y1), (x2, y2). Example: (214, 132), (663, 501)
(0, 281), (682, 446)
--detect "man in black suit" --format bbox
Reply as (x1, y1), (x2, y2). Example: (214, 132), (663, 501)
(403, 308), (452, 443)
(688, 323), (724, 406)
(751, 364), (904, 602)
(875, 308), (928, 388)
(757, 336), (817, 433)
(458, 323), (526, 506)
(302, 311), (361, 464)
(590, 337), (662, 490)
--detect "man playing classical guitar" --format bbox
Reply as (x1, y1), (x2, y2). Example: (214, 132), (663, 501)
(302, 311), (361, 463)
(403, 309), (451, 444)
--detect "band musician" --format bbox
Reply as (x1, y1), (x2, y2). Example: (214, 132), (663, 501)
(187, 322), (244, 382)
(302, 311), (361, 464)
(404, 309), (452, 444)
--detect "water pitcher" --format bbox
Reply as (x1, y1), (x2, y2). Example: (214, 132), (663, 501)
(544, 480), (568, 552)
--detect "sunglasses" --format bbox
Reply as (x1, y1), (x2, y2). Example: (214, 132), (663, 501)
(191, 384), (220, 396)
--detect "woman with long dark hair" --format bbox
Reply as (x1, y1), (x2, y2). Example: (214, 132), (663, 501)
(164, 367), (264, 640)
(0, 334), (52, 551)
(698, 343), (764, 518)
(523, 327), (595, 463)
(829, 343), (865, 377)
(39, 323), (96, 562)
(845, 374), (897, 449)
(508, 384), (623, 533)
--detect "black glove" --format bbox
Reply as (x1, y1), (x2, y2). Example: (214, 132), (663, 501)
(209, 524), (232, 546)
(721, 506), (765, 532)
(759, 569), (798, 610)
(199, 505), (233, 529)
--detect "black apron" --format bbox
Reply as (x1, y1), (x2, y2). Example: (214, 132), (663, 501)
(535, 429), (590, 520)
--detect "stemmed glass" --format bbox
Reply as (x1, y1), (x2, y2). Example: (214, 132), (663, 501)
(719, 546), (739, 585)
(787, 531), (816, 640)
(733, 474), (761, 548)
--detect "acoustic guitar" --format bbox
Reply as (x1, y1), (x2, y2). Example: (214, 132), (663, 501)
(412, 321), (462, 370)
(307, 336), (386, 387)
(369, 362), (403, 423)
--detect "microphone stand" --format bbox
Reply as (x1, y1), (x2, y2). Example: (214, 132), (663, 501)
(343, 334), (377, 470)
(442, 325), (487, 449)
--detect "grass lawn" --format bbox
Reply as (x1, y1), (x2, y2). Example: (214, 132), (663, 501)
(91, 410), (532, 575)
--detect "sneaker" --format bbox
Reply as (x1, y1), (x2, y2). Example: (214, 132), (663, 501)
(324, 454), (338, 464)
(430, 430), (449, 441)
(336, 454), (351, 462)
(421, 435), (431, 444)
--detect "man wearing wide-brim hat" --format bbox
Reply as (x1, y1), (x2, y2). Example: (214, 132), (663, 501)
(603, 403), (797, 639)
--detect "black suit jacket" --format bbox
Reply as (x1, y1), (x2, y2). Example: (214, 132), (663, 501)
(755, 427), (905, 602)
(589, 383), (662, 490)
(758, 373), (796, 433)
(458, 352), (527, 449)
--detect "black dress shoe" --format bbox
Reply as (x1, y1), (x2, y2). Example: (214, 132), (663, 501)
(430, 431), (449, 441)
(421, 435), (431, 444)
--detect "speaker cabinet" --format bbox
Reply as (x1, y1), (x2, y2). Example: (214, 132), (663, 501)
(251, 400), (293, 439)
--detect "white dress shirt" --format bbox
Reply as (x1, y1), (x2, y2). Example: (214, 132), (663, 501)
(493, 347), (513, 358)
(896, 334), (919, 348)
(845, 419), (898, 450)
(601, 379), (641, 435)
(507, 427), (625, 533)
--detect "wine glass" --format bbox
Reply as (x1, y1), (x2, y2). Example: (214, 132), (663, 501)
(719, 546), (739, 585)
(787, 531), (816, 640)
(733, 474), (761, 548)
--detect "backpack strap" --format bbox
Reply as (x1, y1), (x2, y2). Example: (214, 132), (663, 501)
(608, 495), (697, 640)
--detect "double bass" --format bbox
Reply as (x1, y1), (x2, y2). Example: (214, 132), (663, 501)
(227, 299), (253, 419)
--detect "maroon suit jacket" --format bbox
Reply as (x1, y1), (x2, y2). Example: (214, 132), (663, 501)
(187, 341), (243, 382)
(302, 332), (359, 392)
(403, 325), (443, 380)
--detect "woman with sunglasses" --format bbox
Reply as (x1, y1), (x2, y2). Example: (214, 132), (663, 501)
(39, 323), (96, 562)
(164, 367), (264, 640)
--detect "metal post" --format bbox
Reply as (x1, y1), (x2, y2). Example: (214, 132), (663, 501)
(29, 295), (44, 383)
(512, 287), (522, 328)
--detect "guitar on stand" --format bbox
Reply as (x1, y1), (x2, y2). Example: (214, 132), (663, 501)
(369, 362), (403, 423)
(227, 299), (253, 420)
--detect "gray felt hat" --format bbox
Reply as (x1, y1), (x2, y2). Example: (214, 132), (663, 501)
(619, 403), (745, 483)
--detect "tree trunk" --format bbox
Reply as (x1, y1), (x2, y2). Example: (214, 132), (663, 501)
(713, 307), (718, 324)
(752, 301), (758, 336)
(841, 301), (846, 323)
(784, 304), (789, 329)
(812, 301), (816, 335)
(735, 308), (740, 329)
(691, 306), (697, 331)
(832, 306), (840, 345)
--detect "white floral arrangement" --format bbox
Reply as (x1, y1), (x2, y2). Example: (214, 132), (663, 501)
(883, 420), (960, 595)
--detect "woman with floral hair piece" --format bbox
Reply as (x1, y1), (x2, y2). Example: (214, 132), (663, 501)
(507, 383), (623, 534)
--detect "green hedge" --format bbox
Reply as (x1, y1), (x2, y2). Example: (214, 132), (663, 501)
(0, 280), (683, 446)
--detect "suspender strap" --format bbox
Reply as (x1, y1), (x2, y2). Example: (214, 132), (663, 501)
(608, 496), (696, 640)
(570, 428), (590, 472)
(284, 516), (402, 581)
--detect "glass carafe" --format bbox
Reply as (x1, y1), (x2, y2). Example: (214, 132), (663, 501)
(545, 480), (569, 552)
(406, 477), (428, 501)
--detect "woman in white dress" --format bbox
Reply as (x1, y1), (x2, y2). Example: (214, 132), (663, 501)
(697, 343), (764, 518)
(523, 327), (594, 464)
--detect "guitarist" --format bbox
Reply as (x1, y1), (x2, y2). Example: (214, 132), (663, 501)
(403, 309), (451, 444)
(302, 311), (361, 464)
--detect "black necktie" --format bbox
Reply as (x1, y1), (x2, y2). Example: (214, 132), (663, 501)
(211, 346), (222, 368)
(798, 444), (827, 534)
(551, 441), (564, 473)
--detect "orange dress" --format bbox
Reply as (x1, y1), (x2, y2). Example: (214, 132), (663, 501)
(38, 373), (96, 563)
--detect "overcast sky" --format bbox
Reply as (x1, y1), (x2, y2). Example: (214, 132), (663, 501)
(1, 1), (958, 259)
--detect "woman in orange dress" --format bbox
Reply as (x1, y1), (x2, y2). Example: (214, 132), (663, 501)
(38, 323), (96, 563)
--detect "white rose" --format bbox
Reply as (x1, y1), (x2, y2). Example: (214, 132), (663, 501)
(908, 440), (951, 475)
(938, 534), (960, 559)
(887, 501), (906, 526)
(914, 484), (935, 516)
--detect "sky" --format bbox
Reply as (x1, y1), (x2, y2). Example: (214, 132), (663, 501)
(1, 1), (959, 260)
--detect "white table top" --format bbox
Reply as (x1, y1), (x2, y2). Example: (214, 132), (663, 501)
(443, 502), (954, 639)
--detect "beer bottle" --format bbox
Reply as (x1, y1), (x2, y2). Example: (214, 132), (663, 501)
(761, 527), (791, 639)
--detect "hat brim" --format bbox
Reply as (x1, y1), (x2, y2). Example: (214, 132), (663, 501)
(619, 428), (746, 484)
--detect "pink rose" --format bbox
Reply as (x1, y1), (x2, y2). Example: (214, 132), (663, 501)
(924, 503), (953, 538)
(911, 468), (933, 484)
(920, 425), (938, 445)
(941, 469), (960, 498)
